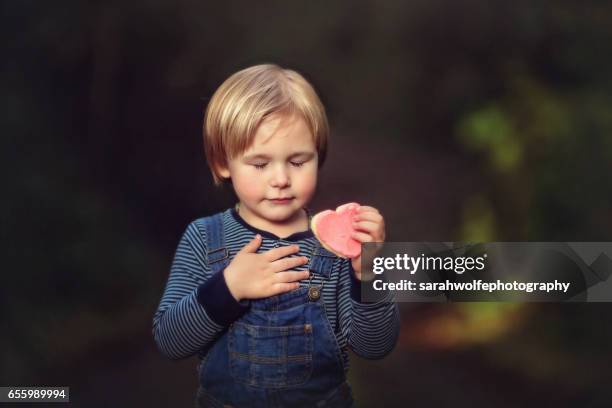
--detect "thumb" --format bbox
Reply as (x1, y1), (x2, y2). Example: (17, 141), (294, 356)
(240, 234), (262, 254)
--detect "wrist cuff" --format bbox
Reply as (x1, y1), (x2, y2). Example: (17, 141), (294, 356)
(349, 263), (389, 303)
(197, 271), (249, 326)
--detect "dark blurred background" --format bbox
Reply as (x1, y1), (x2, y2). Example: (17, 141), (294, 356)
(2, 0), (612, 406)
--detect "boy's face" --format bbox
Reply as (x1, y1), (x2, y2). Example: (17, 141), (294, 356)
(218, 113), (318, 226)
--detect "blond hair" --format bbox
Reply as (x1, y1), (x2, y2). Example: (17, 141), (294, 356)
(203, 64), (329, 186)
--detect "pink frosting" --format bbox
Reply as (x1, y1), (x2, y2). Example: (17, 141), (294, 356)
(313, 203), (361, 258)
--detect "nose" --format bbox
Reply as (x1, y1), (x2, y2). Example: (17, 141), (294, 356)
(270, 164), (290, 188)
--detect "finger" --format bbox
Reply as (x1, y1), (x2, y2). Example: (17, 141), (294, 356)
(269, 282), (301, 296)
(352, 220), (378, 233)
(274, 270), (310, 283)
(351, 230), (374, 243)
(239, 234), (262, 254)
(270, 256), (309, 273)
(357, 205), (380, 214)
(264, 244), (300, 261)
(353, 211), (383, 223)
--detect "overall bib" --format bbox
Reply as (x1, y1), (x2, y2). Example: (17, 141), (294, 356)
(195, 213), (355, 408)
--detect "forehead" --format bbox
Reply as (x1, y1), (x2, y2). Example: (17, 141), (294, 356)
(245, 113), (315, 155)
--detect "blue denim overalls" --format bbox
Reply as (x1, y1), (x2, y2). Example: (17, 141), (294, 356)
(196, 213), (355, 408)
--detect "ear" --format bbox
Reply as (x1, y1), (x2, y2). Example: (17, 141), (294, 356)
(216, 163), (231, 179)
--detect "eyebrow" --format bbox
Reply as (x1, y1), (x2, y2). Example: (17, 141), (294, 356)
(243, 151), (316, 161)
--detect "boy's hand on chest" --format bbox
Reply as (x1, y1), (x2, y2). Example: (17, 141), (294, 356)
(223, 234), (311, 301)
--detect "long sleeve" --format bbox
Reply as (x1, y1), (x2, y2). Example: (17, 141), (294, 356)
(337, 261), (400, 359)
(152, 221), (248, 360)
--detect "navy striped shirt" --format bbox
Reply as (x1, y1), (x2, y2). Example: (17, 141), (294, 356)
(152, 208), (400, 370)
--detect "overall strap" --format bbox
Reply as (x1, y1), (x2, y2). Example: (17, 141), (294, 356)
(308, 243), (337, 279)
(203, 212), (229, 275)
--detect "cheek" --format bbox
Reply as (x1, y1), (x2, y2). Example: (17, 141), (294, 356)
(233, 171), (264, 199)
(295, 168), (317, 195)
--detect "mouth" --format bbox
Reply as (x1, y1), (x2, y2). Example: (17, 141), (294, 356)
(269, 197), (294, 205)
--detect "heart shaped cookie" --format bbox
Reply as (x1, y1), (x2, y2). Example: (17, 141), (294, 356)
(311, 202), (361, 258)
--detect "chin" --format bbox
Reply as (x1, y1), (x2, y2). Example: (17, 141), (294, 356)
(265, 210), (296, 222)
(264, 206), (302, 221)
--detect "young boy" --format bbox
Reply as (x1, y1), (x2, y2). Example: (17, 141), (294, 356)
(153, 64), (400, 407)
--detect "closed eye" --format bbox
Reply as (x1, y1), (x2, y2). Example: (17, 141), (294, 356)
(252, 163), (268, 170)
(290, 161), (306, 168)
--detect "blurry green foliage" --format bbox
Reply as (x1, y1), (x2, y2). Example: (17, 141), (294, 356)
(458, 105), (522, 172)
(459, 194), (497, 241)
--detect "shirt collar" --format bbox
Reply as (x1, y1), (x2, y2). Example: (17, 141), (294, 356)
(230, 207), (314, 241)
